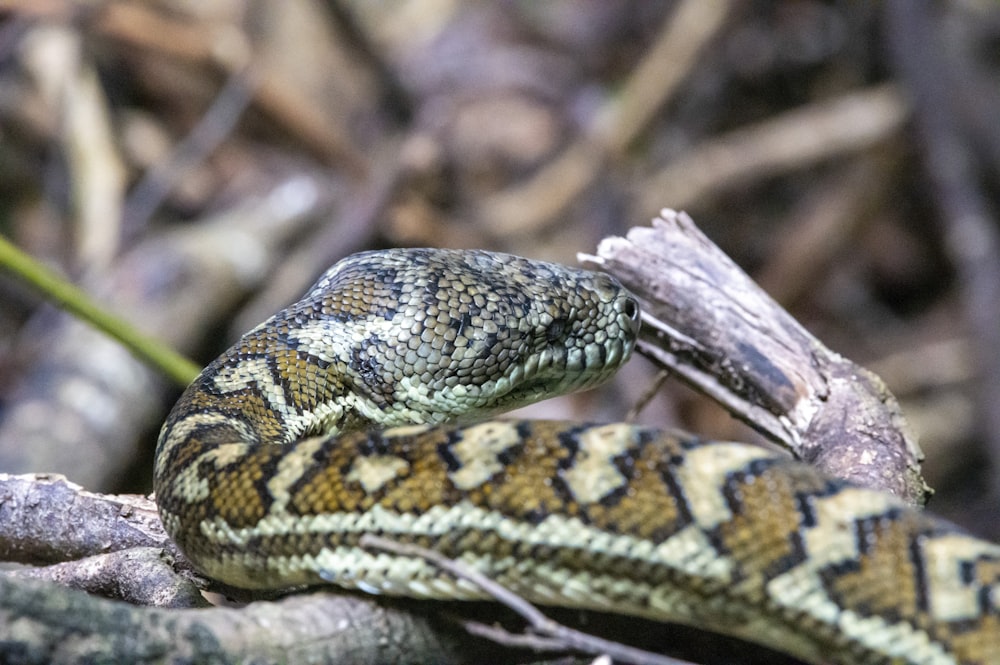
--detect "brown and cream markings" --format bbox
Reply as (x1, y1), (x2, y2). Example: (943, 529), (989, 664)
(155, 248), (1000, 665)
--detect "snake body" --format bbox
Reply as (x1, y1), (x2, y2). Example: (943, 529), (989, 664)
(154, 248), (1000, 665)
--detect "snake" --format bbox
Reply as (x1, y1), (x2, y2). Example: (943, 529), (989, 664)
(153, 247), (1000, 665)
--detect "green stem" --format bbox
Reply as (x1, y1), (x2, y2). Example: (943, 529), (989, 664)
(0, 234), (200, 387)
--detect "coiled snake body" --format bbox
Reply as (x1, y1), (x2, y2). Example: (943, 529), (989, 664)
(154, 248), (1000, 665)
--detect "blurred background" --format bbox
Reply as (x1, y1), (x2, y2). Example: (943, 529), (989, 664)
(0, 0), (998, 542)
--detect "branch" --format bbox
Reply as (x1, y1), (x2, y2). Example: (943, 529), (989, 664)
(0, 473), (164, 564)
(581, 210), (927, 504)
(0, 575), (477, 665)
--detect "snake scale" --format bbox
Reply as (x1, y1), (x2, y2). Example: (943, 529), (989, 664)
(154, 248), (1000, 665)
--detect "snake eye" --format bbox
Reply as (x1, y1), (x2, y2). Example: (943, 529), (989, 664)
(545, 318), (566, 342)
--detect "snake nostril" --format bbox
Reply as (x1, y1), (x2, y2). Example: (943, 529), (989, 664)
(617, 295), (641, 340)
(625, 299), (638, 320)
(621, 296), (639, 323)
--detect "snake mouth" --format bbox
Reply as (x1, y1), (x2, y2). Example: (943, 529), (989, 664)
(501, 378), (554, 406)
(493, 338), (629, 411)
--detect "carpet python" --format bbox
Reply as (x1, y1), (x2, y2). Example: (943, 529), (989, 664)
(154, 248), (1000, 665)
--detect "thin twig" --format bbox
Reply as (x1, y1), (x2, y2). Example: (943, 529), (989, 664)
(625, 369), (672, 423)
(359, 534), (695, 665)
(0, 234), (200, 386)
(459, 620), (574, 653)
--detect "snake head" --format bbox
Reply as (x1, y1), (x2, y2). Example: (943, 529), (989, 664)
(188, 248), (641, 441)
(287, 248), (640, 428)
